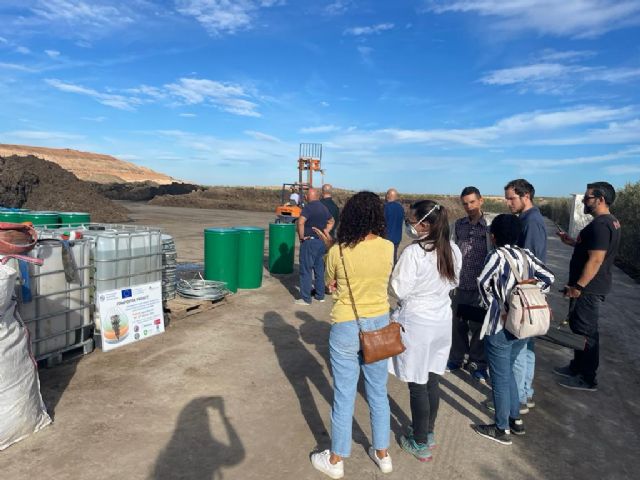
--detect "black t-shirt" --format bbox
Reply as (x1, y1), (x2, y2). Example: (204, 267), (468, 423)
(569, 214), (621, 295)
(300, 200), (332, 237)
(320, 197), (339, 236)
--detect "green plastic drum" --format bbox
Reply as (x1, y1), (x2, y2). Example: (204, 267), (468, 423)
(0, 210), (23, 223)
(204, 228), (240, 292)
(233, 226), (265, 289)
(59, 212), (91, 227)
(268, 223), (296, 274)
(21, 211), (60, 227)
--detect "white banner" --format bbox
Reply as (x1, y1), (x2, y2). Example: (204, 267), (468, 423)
(97, 281), (165, 352)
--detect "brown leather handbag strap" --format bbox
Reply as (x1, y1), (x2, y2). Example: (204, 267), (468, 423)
(338, 244), (362, 327)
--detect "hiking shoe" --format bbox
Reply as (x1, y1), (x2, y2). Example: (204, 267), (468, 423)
(406, 426), (436, 450)
(294, 299), (312, 306)
(311, 450), (344, 479)
(472, 368), (490, 385)
(526, 397), (535, 409)
(427, 432), (436, 450)
(558, 375), (597, 392)
(474, 424), (512, 445)
(485, 400), (528, 415)
(446, 361), (462, 372)
(509, 418), (526, 436)
(553, 365), (576, 378)
(400, 435), (432, 462)
(368, 447), (392, 473)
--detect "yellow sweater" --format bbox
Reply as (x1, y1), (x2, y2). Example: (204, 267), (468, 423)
(325, 237), (394, 323)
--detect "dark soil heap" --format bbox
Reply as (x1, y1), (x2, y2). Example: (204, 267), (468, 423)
(0, 155), (129, 222)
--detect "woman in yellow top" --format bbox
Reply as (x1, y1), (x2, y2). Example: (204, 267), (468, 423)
(311, 191), (395, 479)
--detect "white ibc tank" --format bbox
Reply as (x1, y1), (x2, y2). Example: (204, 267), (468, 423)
(5, 240), (92, 359)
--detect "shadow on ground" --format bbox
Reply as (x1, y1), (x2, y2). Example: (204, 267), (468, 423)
(38, 358), (80, 421)
(152, 396), (244, 480)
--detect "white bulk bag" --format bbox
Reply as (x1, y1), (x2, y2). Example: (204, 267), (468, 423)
(0, 263), (51, 450)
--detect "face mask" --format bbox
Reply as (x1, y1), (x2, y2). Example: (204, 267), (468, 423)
(405, 204), (439, 239)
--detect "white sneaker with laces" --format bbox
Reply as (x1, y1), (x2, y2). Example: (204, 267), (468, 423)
(311, 450), (344, 479)
(368, 447), (392, 473)
(294, 298), (311, 306)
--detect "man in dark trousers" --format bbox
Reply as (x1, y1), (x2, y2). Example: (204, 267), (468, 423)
(448, 186), (492, 383)
(320, 184), (339, 238)
(504, 178), (547, 413)
(384, 188), (404, 263)
(555, 182), (621, 391)
(295, 188), (334, 306)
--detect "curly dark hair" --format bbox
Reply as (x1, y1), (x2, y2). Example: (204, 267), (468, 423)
(337, 191), (386, 247)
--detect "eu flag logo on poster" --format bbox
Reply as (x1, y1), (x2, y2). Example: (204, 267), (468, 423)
(121, 289), (133, 299)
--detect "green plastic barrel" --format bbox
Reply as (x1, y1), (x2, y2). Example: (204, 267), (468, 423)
(22, 211), (60, 227)
(0, 211), (23, 223)
(233, 226), (265, 289)
(269, 223), (296, 274)
(204, 228), (240, 292)
(59, 212), (91, 227)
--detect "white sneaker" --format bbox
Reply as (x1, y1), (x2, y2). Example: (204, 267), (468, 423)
(294, 298), (311, 306)
(368, 447), (392, 473)
(311, 450), (344, 479)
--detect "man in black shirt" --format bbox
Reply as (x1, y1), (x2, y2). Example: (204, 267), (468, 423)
(554, 181), (621, 391)
(320, 184), (339, 238)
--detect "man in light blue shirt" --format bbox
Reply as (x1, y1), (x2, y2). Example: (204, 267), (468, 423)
(505, 178), (548, 414)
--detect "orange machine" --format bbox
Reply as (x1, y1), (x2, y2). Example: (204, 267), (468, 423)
(275, 143), (324, 223)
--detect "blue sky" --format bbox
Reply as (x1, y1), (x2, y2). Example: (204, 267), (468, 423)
(1, 0), (639, 196)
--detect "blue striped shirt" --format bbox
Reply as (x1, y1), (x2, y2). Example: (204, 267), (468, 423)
(477, 245), (555, 338)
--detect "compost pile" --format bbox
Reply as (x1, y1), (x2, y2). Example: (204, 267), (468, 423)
(0, 155), (129, 222)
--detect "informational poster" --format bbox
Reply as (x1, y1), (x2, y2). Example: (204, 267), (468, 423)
(569, 194), (592, 239)
(97, 281), (165, 352)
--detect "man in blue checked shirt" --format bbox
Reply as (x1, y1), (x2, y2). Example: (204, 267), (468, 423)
(448, 186), (492, 384)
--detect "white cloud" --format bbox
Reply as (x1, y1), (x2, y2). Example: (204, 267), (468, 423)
(244, 130), (282, 142)
(45, 76), (261, 116)
(300, 125), (340, 134)
(530, 118), (640, 145)
(1, 130), (84, 141)
(324, 0), (353, 15)
(165, 78), (260, 117)
(175, 0), (283, 36)
(537, 49), (596, 62)
(481, 57), (640, 94)
(45, 78), (143, 110)
(45, 49), (61, 58)
(344, 23), (394, 36)
(503, 146), (640, 171)
(606, 163), (640, 175)
(16, 46), (31, 54)
(0, 62), (38, 73)
(326, 105), (635, 150)
(179, 113), (197, 117)
(30, 0), (135, 31)
(427, 0), (640, 38)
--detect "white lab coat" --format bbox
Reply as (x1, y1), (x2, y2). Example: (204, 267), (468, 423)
(388, 242), (462, 383)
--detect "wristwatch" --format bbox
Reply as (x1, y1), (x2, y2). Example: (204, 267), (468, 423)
(574, 284), (584, 292)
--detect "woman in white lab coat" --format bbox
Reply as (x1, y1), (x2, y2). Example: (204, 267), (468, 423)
(389, 200), (462, 462)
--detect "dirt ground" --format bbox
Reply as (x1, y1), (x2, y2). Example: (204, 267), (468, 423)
(1, 201), (638, 480)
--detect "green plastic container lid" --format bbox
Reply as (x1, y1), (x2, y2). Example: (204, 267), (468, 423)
(205, 228), (239, 233)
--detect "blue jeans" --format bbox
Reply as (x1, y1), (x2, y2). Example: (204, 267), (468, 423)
(299, 238), (325, 303)
(512, 338), (535, 403)
(484, 329), (526, 430)
(329, 314), (391, 457)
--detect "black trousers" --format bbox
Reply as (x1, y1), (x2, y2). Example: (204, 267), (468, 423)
(569, 293), (604, 385)
(449, 290), (487, 369)
(408, 374), (440, 444)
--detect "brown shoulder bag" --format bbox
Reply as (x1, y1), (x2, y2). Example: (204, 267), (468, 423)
(339, 244), (405, 364)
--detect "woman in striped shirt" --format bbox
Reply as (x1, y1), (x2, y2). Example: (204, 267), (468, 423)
(474, 214), (554, 445)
